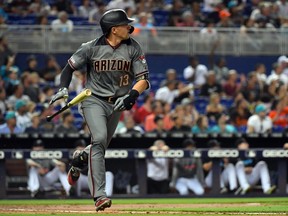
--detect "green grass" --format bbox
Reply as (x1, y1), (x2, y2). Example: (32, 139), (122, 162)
(0, 197), (287, 216)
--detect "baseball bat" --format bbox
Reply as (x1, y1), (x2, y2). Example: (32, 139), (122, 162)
(46, 89), (92, 122)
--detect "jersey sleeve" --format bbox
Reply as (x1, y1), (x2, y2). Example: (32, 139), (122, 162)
(131, 42), (149, 80)
(68, 42), (91, 70)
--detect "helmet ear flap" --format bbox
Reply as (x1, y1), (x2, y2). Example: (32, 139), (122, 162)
(129, 26), (134, 34)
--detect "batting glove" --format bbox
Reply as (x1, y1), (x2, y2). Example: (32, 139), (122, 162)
(49, 87), (69, 105)
(114, 89), (139, 111)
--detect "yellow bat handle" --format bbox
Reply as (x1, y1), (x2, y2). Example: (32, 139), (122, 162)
(67, 89), (92, 107)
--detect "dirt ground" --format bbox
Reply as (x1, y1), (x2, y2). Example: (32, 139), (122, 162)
(0, 203), (285, 215)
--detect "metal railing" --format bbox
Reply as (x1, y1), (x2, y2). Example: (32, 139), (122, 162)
(1, 25), (287, 55)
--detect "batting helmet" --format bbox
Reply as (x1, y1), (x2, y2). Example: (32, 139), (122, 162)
(100, 9), (135, 35)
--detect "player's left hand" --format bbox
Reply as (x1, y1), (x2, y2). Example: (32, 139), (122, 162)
(114, 89), (139, 111)
(49, 87), (69, 105)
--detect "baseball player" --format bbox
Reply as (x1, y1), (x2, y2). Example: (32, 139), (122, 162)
(49, 9), (150, 211)
(234, 138), (276, 195)
(203, 139), (238, 194)
(170, 139), (205, 196)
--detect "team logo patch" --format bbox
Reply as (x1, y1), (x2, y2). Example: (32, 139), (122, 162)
(139, 55), (146, 64)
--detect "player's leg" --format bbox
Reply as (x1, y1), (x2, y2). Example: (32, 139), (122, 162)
(175, 177), (189, 195)
(235, 161), (250, 194)
(222, 163), (237, 191)
(187, 177), (204, 195)
(248, 161), (275, 194)
(27, 167), (40, 197)
(82, 98), (120, 211)
(45, 167), (71, 196)
(105, 171), (114, 197)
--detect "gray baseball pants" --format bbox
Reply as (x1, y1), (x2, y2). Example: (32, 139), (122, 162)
(80, 96), (121, 198)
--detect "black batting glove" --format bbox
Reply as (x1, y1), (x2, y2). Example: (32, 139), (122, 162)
(114, 89), (139, 111)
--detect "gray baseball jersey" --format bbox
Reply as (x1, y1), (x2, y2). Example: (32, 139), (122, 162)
(68, 35), (149, 199)
(68, 35), (149, 97)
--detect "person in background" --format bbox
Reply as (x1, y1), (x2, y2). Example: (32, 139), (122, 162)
(54, 111), (78, 134)
(133, 93), (153, 126)
(170, 139), (205, 196)
(222, 69), (241, 97)
(25, 112), (42, 134)
(246, 103), (272, 133)
(203, 139), (238, 194)
(116, 114), (144, 134)
(26, 139), (71, 197)
(169, 112), (191, 132)
(147, 139), (170, 194)
(51, 11), (74, 33)
(15, 99), (32, 131)
(40, 55), (62, 82)
(234, 138), (276, 195)
(192, 115), (211, 134)
(229, 98), (252, 128)
(160, 68), (178, 88)
(199, 70), (223, 97)
(205, 92), (225, 123)
(268, 98), (288, 130)
(0, 111), (23, 134)
(144, 100), (164, 132)
(210, 113), (238, 134)
(151, 114), (167, 134)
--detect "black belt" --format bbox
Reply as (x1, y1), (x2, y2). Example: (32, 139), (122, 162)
(92, 93), (117, 104)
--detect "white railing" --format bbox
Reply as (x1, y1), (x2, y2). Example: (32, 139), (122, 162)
(1, 25), (287, 55)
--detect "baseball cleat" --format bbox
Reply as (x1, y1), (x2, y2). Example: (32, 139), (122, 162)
(95, 197), (112, 212)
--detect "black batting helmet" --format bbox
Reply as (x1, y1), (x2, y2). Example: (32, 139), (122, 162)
(100, 9), (134, 35)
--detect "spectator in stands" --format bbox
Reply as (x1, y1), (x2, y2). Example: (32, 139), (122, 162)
(254, 63), (267, 92)
(222, 69), (241, 97)
(54, 111), (78, 134)
(21, 72), (40, 103)
(212, 57), (229, 84)
(38, 104), (56, 133)
(40, 86), (54, 104)
(200, 20), (219, 51)
(176, 10), (201, 27)
(276, 0), (288, 26)
(240, 72), (261, 104)
(268, 98), (288, 129)
(199, 70), (223, 97)
(89, 1), (106, 24)
(0, 87), (7, 117)
(24, 112), (42, 134)
(1, 54), (20, 84)
(234, 138), (276, 195)
(205, 92), (225, 123)
(151, 114), (167, 134)
(246, 103), (272, 134)
(169, 112), (191, 132)
(6, 84), (30, 110)
(133, 12), (157, 37)
(170, 138), (205, 195)
(15, 99), (32, 131)
(203, 139), (238, 194)
(54, 0), (77, 15)
(107, 0), (136, 12)
(192, 115), (211, 134)
(69, 139), (114, 197)
(155, 80), (193, 105)
(40, 55), (62, 82)
(133, 93), (153, 126)
(0, 111), (23, 134)
(51, 11), (74, 33)
(116, 114), (144, 134)
(144, 100), (164, 132)
(160, 68), (177, 88)
(55, 70), (84, 94)
(229, 98), (251, 128)
(23, 55), (39, 74)
(0, 35), (14, 67)
(267, 62), (288, 87)
(181, 97), (199, 128)
(167, 0), (185, 26)
(216, 9), (235, 28)
(277, 55), (288, 77)
(147, 139), (170, 194)
(77, 0), (94, 18)
(26, 139), (71, 198)
(183, 56), (208, 89)
(210, 113), (238, 134)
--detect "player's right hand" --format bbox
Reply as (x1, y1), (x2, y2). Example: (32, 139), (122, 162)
(49, 87), (69, 105)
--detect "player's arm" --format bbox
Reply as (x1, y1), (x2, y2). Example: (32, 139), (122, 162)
(49, 64), (75, 105)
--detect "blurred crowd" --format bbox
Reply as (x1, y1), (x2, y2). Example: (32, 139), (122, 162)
(0, 0), (288, 30)
(0, 30), (288, 135)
